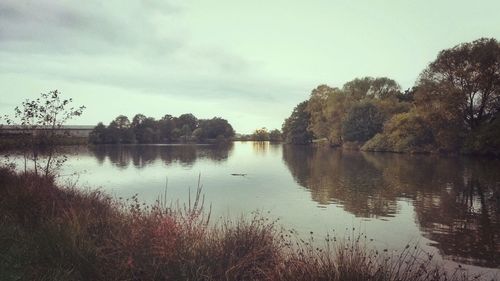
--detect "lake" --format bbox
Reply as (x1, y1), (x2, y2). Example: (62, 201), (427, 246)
(14, 141), (500, 274)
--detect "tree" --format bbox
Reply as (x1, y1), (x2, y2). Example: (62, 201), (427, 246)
(342, 77), (401, 100)
(252, 128), (269, 141)
(463, 111), (500, 155)
(109, 115), (136, 143)
(282, 101), (313, 144)
(105, 120), (121, 143)
(417, 38), (500, 131)
(305, 78), (404, 146)
(342, 101), (384, 142)
(197, 117), (235, 141)
(131, 114), (147, 128)
(90, 113), (235, 144)
(362, 111), (434, 153)
(2, 90), (85, 176)
(134, 117), (158, 144)
(159, 114), (175, 143)
(114, 115), (131, 129)
(268, 129), (282, 142)
(89, 122), (106, 144)
(306, 85), (342, 142)
(177, 113), (198, 132)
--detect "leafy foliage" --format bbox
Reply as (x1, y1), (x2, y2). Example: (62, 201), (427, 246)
(362, 111), (434, 153)
(284, 38), (500, 155)
(418, 38), (500, 131)
(268, 129), (282, 142)
(342, 102), (384, 142)
(89, 114), (234, 144)
(282, 101), (313, 144)
(252, 128), (270, 141)
(1, 90), (85, 176)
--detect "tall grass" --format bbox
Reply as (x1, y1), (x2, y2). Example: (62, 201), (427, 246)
(0, 168), (495, 281)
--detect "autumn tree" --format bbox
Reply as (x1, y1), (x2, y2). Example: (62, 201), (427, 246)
(417, 38), (500, 131)
(305, 77), (405, 146)
(306, 85), (346, 144)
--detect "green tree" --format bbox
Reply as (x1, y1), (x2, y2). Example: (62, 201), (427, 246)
(105, 120), (120, 143)
(134, 117), (158, 144)
(463, 112), (500, 156)
(159, 114), (175, 143)
(306, 85), (343, 142)
(343, 77), (401, 100)
(177, 113), (198, 132)
(268, 129), (282, 142)
(362, 111), (434, 153)
(131, 113), (147, 128)
(342, 101), (384, 142)
(282, 101), (313, 144)
(114, 115), (131, 129)
(306, 77), (404, 146)
(89, 122), (106, 144)
(197, 117), (235, 141)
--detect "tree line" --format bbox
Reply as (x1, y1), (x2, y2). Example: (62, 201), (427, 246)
(282, 38), (500, 155)
(89, 113), (235, 144)
(235, 128), (282, 142)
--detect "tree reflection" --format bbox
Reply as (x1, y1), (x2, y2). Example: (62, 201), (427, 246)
(252, 141), (269, 155)
(282, 146), (500, 267)
(376, 155), (500, 267)
(282, 145), (400, 217)
(88, 144), (233, 169)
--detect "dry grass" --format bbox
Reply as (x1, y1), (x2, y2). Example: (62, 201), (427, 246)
(0, 168), (496, 281)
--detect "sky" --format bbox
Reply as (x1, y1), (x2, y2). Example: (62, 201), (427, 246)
(1, 0), (499, 133)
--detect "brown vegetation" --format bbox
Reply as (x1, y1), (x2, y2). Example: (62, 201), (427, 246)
(0, 168), (494, 281)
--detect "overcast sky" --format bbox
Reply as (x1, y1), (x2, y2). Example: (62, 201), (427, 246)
(1, 0), (499, 133)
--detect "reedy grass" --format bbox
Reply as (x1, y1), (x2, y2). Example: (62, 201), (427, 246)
(0, 168), (496, 281)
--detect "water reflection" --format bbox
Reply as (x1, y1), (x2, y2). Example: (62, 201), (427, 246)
(4, 142), (497, 269)
(251, 141), (281, 156)
(88, 144), (234, 169)
(282, 145), (399, 217)
(282, 145), (500, 267)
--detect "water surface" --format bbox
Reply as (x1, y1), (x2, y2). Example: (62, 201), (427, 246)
(22, 142), (500, 274)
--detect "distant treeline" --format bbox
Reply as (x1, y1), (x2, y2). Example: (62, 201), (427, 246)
(89, 113), (234, 144)
(235, 128), (283, 142)
(282, 38), (500, 156)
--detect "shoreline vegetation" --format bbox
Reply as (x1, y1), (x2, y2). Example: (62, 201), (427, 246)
(282, 38), (500, 157)
(0, 167), (495, 281)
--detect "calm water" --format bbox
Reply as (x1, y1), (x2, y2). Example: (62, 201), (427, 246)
(18, 142), (500, 274)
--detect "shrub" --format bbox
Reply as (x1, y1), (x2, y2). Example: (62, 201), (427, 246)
(362, 111), (435, 153)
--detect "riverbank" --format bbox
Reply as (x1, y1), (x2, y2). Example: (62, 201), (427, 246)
(0, 168), (494, 281)
(0, 135), (88, 147)
(305, 138), (500, 157)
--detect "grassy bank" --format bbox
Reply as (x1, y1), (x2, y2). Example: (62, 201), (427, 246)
(0, 168), (493, 281)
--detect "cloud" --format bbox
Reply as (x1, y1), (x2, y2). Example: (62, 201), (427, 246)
(0, 0), (304, 104)
(0, 0), (184, 55)
(4, 0), (495, 133)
